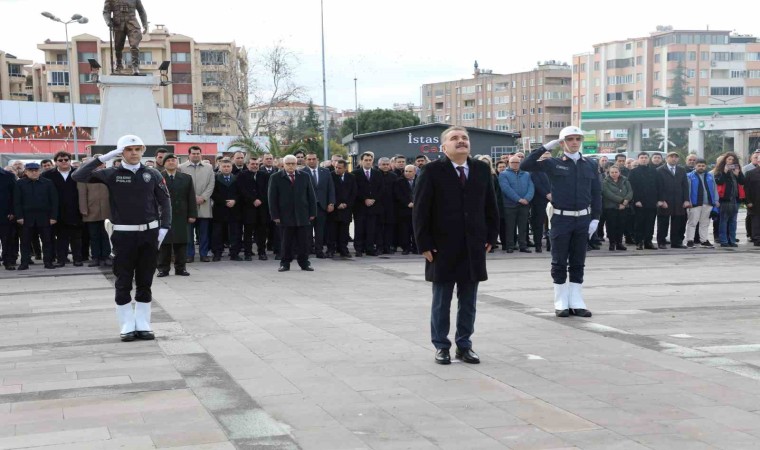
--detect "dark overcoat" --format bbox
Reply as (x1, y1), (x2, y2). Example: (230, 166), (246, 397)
(236, 170), (268, 225)
(413, 156), (499, 283)
(656, 165), (690, 216)
(268, 170), (317, 227)
(394, 176), (415, 219)
(352, 168), (384, 216)
(329, 172), (357, 223)
(14, 177), (58, 227)
(42, 169), (81, 225)
(162, 171), (197, 243)
(211, 174), (240, 222)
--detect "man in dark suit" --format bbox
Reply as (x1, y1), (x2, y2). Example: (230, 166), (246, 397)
(14, 163), (57, 270)
(268, 155), (317, 272)
(413, 126), (499, 365)
(327, 159), (356, 258)
(656, 152), (691, 249)
(392, 155), (406, 177)
(211, 159), (242, 261)
(43, 151), (83, 266)
(157, 154), (197, 277)
(394, 164), (416, 255)
(352, 151), (384, 256)
(377, 158), (398, 254)
(237, 158), (269, 260)
(628, 152), (660, 250)
(0, 167), (17, 270)
(302, 152), (335, 258)
(258, 153), (279, 257)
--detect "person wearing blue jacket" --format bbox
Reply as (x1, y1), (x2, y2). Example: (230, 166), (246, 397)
(499, 156), (534, 253)
(686, 159), (718, 248)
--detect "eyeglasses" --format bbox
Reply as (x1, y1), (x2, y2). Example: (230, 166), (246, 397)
(56, 159), (70, 162)
(563, 137), (583, 142)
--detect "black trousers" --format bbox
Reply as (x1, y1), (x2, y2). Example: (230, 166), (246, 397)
(549, 215), (591, 284)
(354, 214), (378, 253)
(0, 224), (17, 266)
(54, 223), (83, 263)
(376, 220), (396, 252)
(212, 220), (242, 257)
(112, 229), (158, 305)
(86, 221), (111, 259)
(242, 222), (267, 256)
(505, 205), (530, 249)
(605, 208), (626, 244)
(634, 207), (657, 244)
(499, 217), (508, 250)
(327, 220), (350, 254)
(280, 225), (310, 267)
(312, 209), (328, 254)
(266, 219), (280, 254)
(20, 225), (53, 265)
(657, 214), (686, 246)
(158, 242), (187, 272)
(396, 216), (414, 252)
(624, 207), (635, 241)
(597, 209), (607, 239)
(531, 201), (548, 248)
(750, 211), (760, 242)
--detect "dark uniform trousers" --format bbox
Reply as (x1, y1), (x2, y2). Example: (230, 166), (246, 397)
(327, 220), (350, 254)
(396, 217), (415, 252)
(157, 243), (187, 273)
(353, 214), (377, 253)
(111, 228), (158, 305)
(549, 214), (591, 284)
(376, 220), (396, 252)
(657, 214), (686, 246)
(54, 223), (83, 263)
(634, 207), (657, 244)
(266, 220), (281, 255)
(21, 225), (53, 265)
(0, 224), (18, 266)
(212, 221), (242, 257)
(242, 222), (267, 256)
(312, 209), (328, 253)
(531, 200), (548, 249)
(280, 225), (310, 267)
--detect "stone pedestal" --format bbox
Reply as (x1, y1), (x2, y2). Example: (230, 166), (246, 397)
(96, 75), (165, 146)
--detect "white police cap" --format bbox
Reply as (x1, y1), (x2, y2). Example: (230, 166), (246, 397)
(116, 134), (145, 151)
(559, 126), (584, 140)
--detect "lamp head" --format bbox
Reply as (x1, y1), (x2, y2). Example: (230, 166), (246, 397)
(71, 14), (82, 20)
(41, 11), (61, 21)
(77, 17), (89, 24)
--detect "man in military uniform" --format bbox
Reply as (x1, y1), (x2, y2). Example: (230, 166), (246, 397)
(103, 0), (148, 74)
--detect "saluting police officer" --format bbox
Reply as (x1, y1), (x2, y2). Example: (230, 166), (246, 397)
(521, 126), (601, 318)
(73, 135), (171, 342)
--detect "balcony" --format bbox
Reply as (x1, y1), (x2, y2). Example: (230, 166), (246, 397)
(46, 60), (69, 66)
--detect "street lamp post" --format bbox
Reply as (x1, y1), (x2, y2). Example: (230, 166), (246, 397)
(354, 77), (358, 136)
(41, 12), (89, 160)
(319, 0), (329, 162)
(653, 94), (678, 154)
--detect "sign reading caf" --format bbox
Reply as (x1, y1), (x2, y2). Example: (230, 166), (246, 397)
(408, 133), (441, 154)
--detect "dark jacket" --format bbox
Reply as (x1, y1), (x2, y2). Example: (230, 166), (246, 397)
(329, 172), (357, 223)
(268, 170), (317, 227)
(493, 174), (505, 219)
(352, 167), (384, 216)
(379, 170), (398, 224)
(394, 176), (415, 218)
(236, 170), (268, 225)
(687, 170), (718, 207)
(628, 164), (659, 209)
(14, 177), (58, 227)
(715, 170), (746, 202)
(601, 175), (633, 210)
(301, 166), (335, 212)
(413, 156), (499, 283)
(42, 169), (82, 225)
(656, 165), (690, 216)
(211, 173), (240, 222)
(744, 169), (760, 213)
(162, 171), (197, 244)
(0, 169), (16, 225)
(530, 170), (551, 206)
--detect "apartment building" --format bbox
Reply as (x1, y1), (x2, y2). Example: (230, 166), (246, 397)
(420, 61), (572, 145)
(249, 101), (339, 140)
(0, 51), (32, 101)
(35, 25), (246, 136)
(572, 27), (760, 122)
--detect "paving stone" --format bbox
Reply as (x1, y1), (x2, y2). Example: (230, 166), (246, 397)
(0, 426), (110, 449)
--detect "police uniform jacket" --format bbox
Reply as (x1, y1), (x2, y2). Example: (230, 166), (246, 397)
(211, 173), (240, 222)
(330, 172), (356, 223)
(268, 170), (317, 227)
(236, 170), (267, 225)
(72, 160), (171, 229)
(656, 165), (690, 216)
(0, 169), (16, 226)
(394, 176), (415, 219)
(179, 161), (215, 218)
(162, 171), (197, 244)
(77, 181), (111, 222)
(352, 167), (384, 216)
(521, 147), (602, 219)
(43, 169), (82, 226)
(14, 177), (58, 227)
(413, 156), (499, 283)
(628, 164), (659, 208)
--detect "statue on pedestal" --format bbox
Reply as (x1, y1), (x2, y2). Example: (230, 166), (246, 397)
(103, 0), (148, 75)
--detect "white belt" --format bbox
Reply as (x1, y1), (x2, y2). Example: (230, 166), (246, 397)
(553, 207), (591, 217)
(112, 220), (159, 231)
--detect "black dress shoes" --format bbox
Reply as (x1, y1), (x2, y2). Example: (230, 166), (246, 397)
(315, 252), (326, 259)
(5, 264), (16, 271)
(278, 265), (290, 272)
(569, 308), (592, 317)
(156, 271), (169, 277)
(73, 261), (83, 267)
(455, 348), (480, 364)
(135, 330), (155, 340)
(212, 256), (221, 262)
(121, 331), (136, 342)
(366, 250), (378, 256)
(519, 248), (532, 253)
(88, 259), (101, 267)
(187, 256), (194, 263)
(230, 255), (243, 261)
(657, 244), (667, 249)
(671, 244), (686, 249)
(258, 254), (268, 261)
(355, 252), (363, 257)
(244, 255), (253, 261)
(340, 252), (351, 258)
(176, 270), (190, 276)
(18, 264), (29, 271)
(555, 309), (570, 317)
(435, 348), (451, 365)
(200, 256), (211, 262)
(44, 263), (56, 269)
(301, 265), (314, 271)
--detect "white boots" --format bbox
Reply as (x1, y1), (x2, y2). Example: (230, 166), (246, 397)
(554, 283), (592, 317)
(116, 302), (154, 341)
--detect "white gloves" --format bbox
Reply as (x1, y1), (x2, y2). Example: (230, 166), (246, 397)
(544, 139), (561, 150)
(158, 228), (168, 248)
(100, 148), (123, 162)
(588, 219), (599, 239)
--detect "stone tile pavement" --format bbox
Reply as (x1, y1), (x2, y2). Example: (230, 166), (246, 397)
(0, 229), (759, 449)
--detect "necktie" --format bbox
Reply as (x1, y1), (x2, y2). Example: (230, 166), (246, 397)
(409, 180), (413, 190)
(365, 170), (370, 180)
(456, 166), (466, 186)
(225, 176), (230, 183)
(169, 175), (174, 181)
(671, 167), (675, 175)
(312, 169), (318, 184)
(289, 173), (295, 185)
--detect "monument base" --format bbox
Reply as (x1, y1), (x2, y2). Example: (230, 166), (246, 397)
(96, 75), (166, 146)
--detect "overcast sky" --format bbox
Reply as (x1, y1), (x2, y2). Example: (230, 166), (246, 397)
(1, 0), (756, 111)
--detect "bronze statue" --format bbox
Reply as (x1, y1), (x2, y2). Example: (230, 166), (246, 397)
(103, 0), (148, 75)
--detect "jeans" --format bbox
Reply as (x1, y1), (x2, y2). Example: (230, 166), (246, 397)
(718, 201), (738, 244)
(430, 281), (478, 350)
(186, 218), (211, 257)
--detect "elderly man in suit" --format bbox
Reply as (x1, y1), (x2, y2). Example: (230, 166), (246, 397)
(302, 152), (335, 258)
(269, 155), (317, 272)
(14, 163), (58, 270)
(394, 164), (416, 255)
(413, 126), (500, 365)
(157, 154), (197, 277)
(327, 159), (356, 258)
(656, 152), (691, 249)
(179, 146), (215, 262)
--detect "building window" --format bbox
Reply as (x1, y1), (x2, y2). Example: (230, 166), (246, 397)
(47, 71), (69, 86)
(462, 113), (475, 120)
(464, 99), (475, 107)
(593, 94), (600, 103)
(688, 51), (697, 61)
(171, 52), (191, 63)
(687, 69), (695, 78)
(700, 69), (708, 79)
(625, 43), (632, 50)
(80, 94), (100, 104)
(593, 61), (599, 70)
(200, 50), (228, 66)
(731, 70), (748, 78)
(637, 41), (643, 48)
(173, 94), (192, 104)
(686, 87), (694, 96)
(201, 71), (222, 86)
(173, 72), (191, 84)
(635, 90), (641, 99)
(654, 54), (660, 63)
(654, 71), (659, 80)
(78, 52), (97, 62)
(701, 51), (709, 61)
(748, 87), (760, 96)
(653, 88), (660, 96)
(636, 56), (643, 65)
